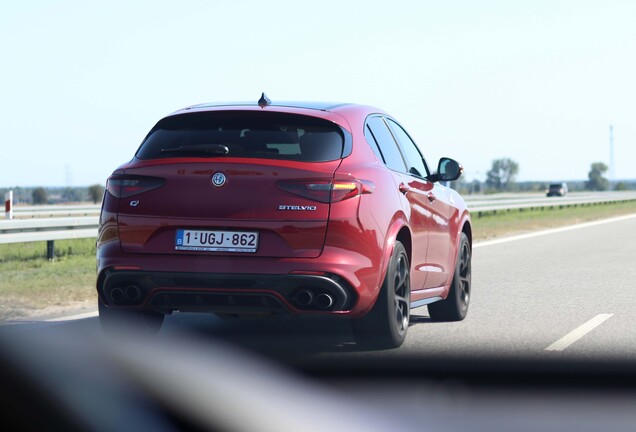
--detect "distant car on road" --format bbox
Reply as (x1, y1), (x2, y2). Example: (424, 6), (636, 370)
(96, 95), (472, 348)
(546, 182), (568, 197)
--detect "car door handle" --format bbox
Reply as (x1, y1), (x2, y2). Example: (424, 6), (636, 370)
(399, 183), (410, 194)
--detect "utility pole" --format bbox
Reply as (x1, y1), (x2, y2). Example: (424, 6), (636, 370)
(609, 124), (615, 188)
(65, 165), (72, 187)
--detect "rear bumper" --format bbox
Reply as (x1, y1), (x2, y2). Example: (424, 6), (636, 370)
(98, 269), (357, 315)
(97, 231), (385, 316)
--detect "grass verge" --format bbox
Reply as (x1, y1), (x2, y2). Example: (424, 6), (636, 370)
(0, 239), (96, 320)
(1, 200), (635, 320)
(472, 200), (636, 240)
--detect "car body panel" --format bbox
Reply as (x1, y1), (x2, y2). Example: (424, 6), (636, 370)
(116, 159), (340, 258)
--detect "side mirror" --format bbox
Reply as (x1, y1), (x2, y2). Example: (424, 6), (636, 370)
(430, 157), (463, 182)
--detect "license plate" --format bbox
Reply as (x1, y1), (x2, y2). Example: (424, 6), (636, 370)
(175, 229), (258, 253)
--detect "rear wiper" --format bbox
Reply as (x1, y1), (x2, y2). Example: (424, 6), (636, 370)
(161, 144), (229, 155)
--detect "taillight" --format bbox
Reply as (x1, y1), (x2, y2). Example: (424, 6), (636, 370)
(106, 175), (165, 198)
(277, 179), (374, 203)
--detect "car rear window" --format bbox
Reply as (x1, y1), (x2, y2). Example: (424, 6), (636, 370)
(136, 111), (346, 162)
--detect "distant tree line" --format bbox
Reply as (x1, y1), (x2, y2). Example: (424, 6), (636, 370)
(0, 184), (105, 205)
(485, 158), (519, 192)
(448, 158), (633, 195)
(586, 162), (609, 191)
(1, 161), (632, 203)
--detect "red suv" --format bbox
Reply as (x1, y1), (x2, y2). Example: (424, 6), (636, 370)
(97, 95), (472, 348)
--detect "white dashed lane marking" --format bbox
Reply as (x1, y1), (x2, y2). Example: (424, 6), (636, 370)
(545, 314), (614, 351)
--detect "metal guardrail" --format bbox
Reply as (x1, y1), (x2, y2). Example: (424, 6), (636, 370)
(467, 192), (636, 217)
(0, 216), (98, 259)
(11, 204), (101, 218)
(1, 192), (636, 258)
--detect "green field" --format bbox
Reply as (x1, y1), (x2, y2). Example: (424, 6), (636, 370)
(472, 199), (636, 240)
(0, 240), (97, 320)
(1, 200), (635, 320)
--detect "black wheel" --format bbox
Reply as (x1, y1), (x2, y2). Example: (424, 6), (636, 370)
(98, 298), (164, 336)
(428, 232), (471, 321)
(352, 241), (410, 349)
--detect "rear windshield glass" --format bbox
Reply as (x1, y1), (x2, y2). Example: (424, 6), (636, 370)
(136, 111), (345, 162)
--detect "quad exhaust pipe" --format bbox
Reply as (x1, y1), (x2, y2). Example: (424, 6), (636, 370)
(293, 289), (334, 310)
(295, 290), (314, 307)
(125, 285), (141, 302)
(110, 287), (124, 303)
(315, 293), (334, 309)
(109, 284), (143, 304)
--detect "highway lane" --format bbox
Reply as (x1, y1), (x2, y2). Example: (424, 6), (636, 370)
(397, 214), (636, 360)
(4, 216), (636, 432)
(2, 214), (636, 362)
(466, 190), (636, 204)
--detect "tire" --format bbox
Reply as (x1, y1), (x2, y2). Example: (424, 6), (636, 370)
(98, 298), (164, 336)
(428, 232), (471, 321)
(352, 241), (411, 349)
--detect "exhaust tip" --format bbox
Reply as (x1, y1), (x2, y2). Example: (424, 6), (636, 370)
(125, 285), (141, 302)
(110, 287), (125, 304)
(294, 290), (314, 307)
(315, 293), (334, 310)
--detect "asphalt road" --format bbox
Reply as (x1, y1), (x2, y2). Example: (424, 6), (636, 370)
(401, 213), (636, 360)
(4, 214), (636, 432)
(3, 214), (636, 363)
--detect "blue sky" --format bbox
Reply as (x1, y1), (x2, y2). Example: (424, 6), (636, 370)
(1, 0), (635, 187)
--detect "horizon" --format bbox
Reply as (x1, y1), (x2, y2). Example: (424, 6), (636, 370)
(4, 177), (636, 191)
